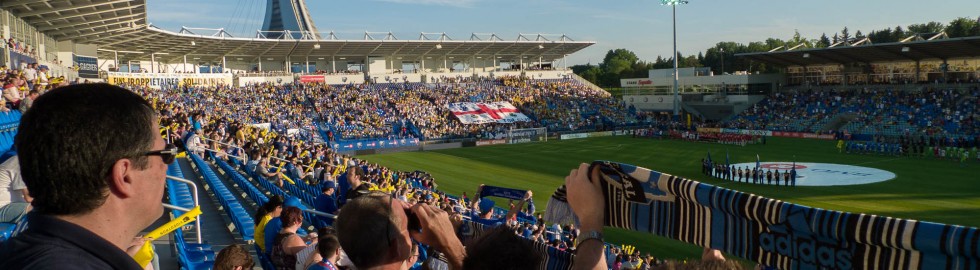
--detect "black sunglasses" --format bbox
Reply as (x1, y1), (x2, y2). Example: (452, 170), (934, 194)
(144, 144), (178, 164)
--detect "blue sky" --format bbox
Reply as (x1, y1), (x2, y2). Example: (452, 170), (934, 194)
(147, 0), (980, 65)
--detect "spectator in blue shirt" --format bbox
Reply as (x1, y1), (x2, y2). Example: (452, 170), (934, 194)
(470, 190), (532, 227)
(313, 181), (338, 228)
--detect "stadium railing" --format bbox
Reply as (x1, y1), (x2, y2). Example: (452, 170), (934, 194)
(165, 161), (215, 270)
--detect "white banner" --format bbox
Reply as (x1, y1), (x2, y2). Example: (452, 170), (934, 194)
(107, 72), (233, 88)
(238, 76), (293, 87)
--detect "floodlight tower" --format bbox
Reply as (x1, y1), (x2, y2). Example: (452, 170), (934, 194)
(662, 0), (688, 120)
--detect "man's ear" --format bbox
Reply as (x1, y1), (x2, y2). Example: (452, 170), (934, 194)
(108, 158), (136, 199)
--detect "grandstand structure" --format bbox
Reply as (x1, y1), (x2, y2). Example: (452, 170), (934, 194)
(620, 35), (980, 124)
(738, 35), (980, 86)
(1, 0), (595, 84)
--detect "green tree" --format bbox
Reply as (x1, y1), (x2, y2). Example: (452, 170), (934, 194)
(945, 17), (979, 38)
(907, 22), (945, 34)
(817, 33), (831, 48)
(893, 26), (906, 41)
(868, 29), (893, 43)
(765, 38), (786, 50)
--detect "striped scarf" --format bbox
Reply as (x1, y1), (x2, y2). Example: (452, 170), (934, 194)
(545, 161), (980, 269)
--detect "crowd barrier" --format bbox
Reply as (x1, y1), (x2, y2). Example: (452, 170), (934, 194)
(331, 137), (420, 152)
(165, 162), (215, 269)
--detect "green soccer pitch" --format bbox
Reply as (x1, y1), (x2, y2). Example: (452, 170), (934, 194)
(357, 136), (980, 261)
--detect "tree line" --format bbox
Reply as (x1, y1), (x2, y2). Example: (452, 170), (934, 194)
(573, 17), (980, 88)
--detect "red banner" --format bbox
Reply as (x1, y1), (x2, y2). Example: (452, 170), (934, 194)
(300, 75), (325, 83)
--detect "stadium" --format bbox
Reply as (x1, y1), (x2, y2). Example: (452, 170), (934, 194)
(0, 0), (978, 269)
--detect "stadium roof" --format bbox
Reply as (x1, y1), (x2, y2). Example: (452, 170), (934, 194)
(737, 36), (980, 67)
(2, 0), (147, 42)
(4, 0), (595, 63)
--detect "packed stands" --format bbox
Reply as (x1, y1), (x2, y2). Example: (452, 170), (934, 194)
(309, 76), (638, 142)
(135, 80), (651, 268)
(724, 86), (980, 143)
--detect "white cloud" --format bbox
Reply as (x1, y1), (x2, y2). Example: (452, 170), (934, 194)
(371, 0), (477, 8)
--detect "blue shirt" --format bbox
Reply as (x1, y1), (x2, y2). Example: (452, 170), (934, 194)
(307, 260), (338, 270)
(263, 217), (283, 256)
(336, 174), (350, 206)
(0, 213), (143, 270)
(314, 193), (338, 227)
(469, 212), (505, 227)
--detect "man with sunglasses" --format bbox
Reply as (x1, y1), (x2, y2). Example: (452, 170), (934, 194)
(0, 84), (173, 269)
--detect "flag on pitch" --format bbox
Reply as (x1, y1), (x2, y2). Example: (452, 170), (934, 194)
(726, 150), (731, 167)
(706, 151), (713, 167)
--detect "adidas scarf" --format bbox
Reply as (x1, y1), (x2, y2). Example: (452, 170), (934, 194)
(545, 161), (980, 269)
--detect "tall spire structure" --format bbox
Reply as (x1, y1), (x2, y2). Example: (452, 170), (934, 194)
(262, 0), (320, 39)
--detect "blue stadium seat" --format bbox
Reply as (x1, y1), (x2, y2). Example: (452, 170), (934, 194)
(189, 152), (256, 242)
(166, 161), (215, 270)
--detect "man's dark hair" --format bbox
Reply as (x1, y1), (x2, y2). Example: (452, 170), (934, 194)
(213, 244), (255, 270)
(347, 166), (364, 178)
(335, 194), (400, 269)
(15, 83), (156, 215)
(317, 233), (340, 261)
(463, 226), (542, 270)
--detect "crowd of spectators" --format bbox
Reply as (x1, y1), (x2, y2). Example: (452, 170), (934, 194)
(5, 36), (37, 59)
(132, 80), (702, 269)
(308, 76), (638, 141)
(1, 64), (73, 112)
(722, 86), (980, 141)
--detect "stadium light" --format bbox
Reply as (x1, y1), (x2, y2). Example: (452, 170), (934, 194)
(538, 44), (544, 49)
(314, 44), (321, 49)
(901, 46), (910, 52)
(803, 53), (810, 58)
(436, 44), (443, 49)
(662, 0), (688, 120)
(191, 41), (196, 46)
